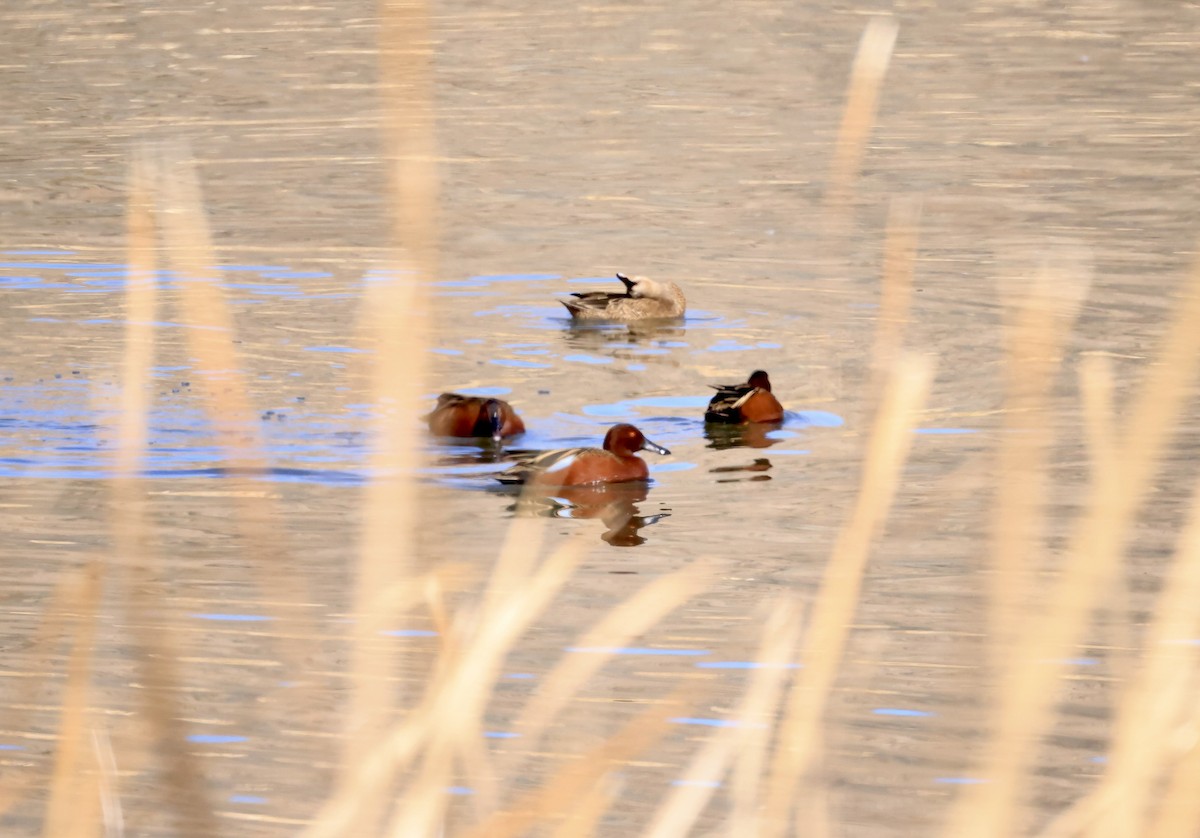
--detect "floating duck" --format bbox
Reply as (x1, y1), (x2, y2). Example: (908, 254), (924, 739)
(704, 370), (784, 424)
(561, 273), (686, 321)
(427, 393), (525, 441)
(495, 423), (670, 486)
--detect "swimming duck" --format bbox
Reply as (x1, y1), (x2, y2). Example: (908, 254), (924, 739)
(494, 423), (670, 486)
(704, 370), (784, 424)
(561, 273), (686, 321)
(427, 393), (525, 441)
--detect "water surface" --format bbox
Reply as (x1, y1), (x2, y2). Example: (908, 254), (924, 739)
(2, 0), (1199, 834)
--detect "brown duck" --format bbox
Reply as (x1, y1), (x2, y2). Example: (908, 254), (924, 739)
(561, 273), (686, 321)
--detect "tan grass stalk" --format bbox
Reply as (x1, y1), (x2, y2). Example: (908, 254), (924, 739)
(505, 563), (709, 767)
(1038, 360), (1200, 837)
(340, 271), (425, 836)
(333, 0), (440, 829)
(461, 686), (690, 838)
(91, 726), (125, 838)
(153, 142), (319, 670)
(824, 16), (899, 218)
(301, 535), (588, 838)
(0, 578), (89, 819)
(643, 598), (804, 838)
(869, 196), (922, 391)
(990, 256), (1089, 661)
(1031, 358), (1119, 838)
(41, 562), (103, 838)
(729, 601), (808, 836)
(763, 354), (934, 834)
(550, 772), (622, 838)
(943, 250), (1200, 838)
(153, 145), (266, 470)
(479, 516), (549, 635)
(1146, 709), (1200, 838)
(118, 145), (218, 838)
(383, 536), (589, 837)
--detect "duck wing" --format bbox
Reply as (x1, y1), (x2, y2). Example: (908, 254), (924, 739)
(704, 384), (756, 423)
(561, 290), (629, 315)
(561, 275), (637, 316)
(495, 446), (592, 484)
(424, 392), (467, 421)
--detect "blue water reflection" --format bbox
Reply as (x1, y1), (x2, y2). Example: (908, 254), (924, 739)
(0, 258), (857, 495)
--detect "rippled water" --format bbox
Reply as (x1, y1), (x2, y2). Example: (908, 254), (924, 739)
(4, 0), (1200, 834)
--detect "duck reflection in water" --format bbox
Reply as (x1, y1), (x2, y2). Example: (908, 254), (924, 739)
(562, 318), (687, 354)
(703, 422), (782, 450)
(710, 457), (773, 483)
(507, 482), (669, 547)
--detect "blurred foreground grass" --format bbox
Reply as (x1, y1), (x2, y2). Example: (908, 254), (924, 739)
(7, 7), (1200, 838)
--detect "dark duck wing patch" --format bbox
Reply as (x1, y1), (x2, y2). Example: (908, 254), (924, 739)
(560, 274), (637, 316)
(704, 383), (755, 423)
(562, 291), (625, 315)
(495, 447), (590, 484)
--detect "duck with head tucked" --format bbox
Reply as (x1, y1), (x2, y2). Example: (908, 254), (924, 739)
(561, 273), (686, 321)
(427, 393), (525, 442)
(495, 423), (670, 487)
(704, 370), (784, 424)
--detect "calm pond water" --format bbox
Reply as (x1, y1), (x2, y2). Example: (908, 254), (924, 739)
(3, 0), (1200, 834)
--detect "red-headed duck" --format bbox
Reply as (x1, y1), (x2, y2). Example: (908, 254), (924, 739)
(704, 370), (784, 424)
(561, 273), (686, 321)
(427, 393), (525, 441)
(495, 423), (670, 486)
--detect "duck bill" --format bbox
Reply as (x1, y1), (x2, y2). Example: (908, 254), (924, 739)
(616, 273), (635, 293)
(641, 437), (671, 456)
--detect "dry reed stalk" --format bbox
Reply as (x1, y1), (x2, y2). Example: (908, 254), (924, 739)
(41, 143), (160, 835)
(440, 514), (553, 815)
(990, 256), (1089, 661)
(152, 146), (267, 471)
(763, 354), (934, 834)
(1146, 712), (1200, 838)
(461, 685), (691, 838)
(1036, 356), (1200, 837)
(383, 534), (589, 837)
(301, 533), (589, 838)
(40, 561), (103, 838)
(479, 517), (549, 629)
(729, 602), (807, 836)
(0, 575), (91, 819)
(644, 598), (804, 838)
(504, 563), (709, 771)
(116, 145), (218, 838)
(333, 0), (440, 828)
(91, 727), (125, 838)
(379, 0), (440, 270)
(340, 273), (425, 834)
(823, 16), (899, 220)
(550, 772), (622, 838)
(1031, 358), (1120, 838)
(943, 251), (1200, 838)
(869, 196), (921, 376)
(152, 143), (322, 686)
